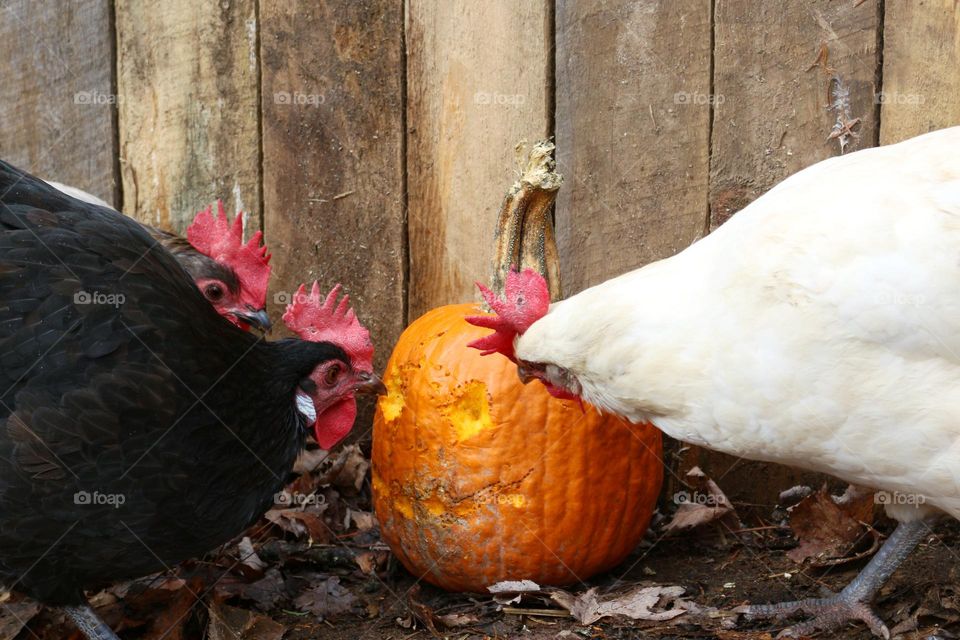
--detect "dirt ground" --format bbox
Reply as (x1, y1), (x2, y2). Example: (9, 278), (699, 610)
(261, 521), (959, 640)
(8, 445), (960, 640)
(270, 521), (960, 640)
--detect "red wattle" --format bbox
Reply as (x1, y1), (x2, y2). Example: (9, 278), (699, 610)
(314, 396), (357, 450)
(545, 385), (578, 401)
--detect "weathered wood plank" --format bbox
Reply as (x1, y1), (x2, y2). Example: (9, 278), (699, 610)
(116, 0), (260, 233)
(555, 0), (712, 502)
(406, 0), (551, 320)
(555, 0), (711, 295)
(260, 0), (405, 377)
(710, 0), (880, 229)
(0, 0), (117, 205)
(702, 0), (880, 505)
(880, 0), (960, 144)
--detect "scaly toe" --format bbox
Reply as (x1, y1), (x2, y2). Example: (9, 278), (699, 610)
(734, 594), (835, 621)
(736, 594), (889, 639)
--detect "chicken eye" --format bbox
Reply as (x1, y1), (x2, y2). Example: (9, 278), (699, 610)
(323, 364), (342, 386)
(204, 283), (225, 302)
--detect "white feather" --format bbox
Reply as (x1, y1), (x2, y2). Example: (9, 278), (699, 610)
(516, 126), (960, 520)
(44, 180), (114, 209)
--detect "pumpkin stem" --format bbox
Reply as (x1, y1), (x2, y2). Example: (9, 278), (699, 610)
(489, 140), (563, 306)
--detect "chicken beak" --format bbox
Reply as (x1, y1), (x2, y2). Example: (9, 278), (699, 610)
(517, 364), (535, 385)
(233, 308), (272, 333)
(354, 371), (387, 396)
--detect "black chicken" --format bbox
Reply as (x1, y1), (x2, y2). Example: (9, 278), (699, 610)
(0, 160), (384, 640)
(46, 180), (273, 331)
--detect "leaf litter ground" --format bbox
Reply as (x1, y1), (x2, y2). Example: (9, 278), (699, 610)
(5, 448), (960, 640)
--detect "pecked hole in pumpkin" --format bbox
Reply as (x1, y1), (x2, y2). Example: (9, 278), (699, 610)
(378, 374), (406, 423)
(442, 380), (493, 442)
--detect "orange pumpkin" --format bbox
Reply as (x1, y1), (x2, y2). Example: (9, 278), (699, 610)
(371, 142), (663, 592)
(372, 304), (662, 591)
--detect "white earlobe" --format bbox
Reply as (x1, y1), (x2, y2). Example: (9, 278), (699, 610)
(295, 390), (317, 424)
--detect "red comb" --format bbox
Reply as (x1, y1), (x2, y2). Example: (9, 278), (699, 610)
(466, 268), (550, 362)
(186, 201), (272, 310)
(283, 282), (374, 371)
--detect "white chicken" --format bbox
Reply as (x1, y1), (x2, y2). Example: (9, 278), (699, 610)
(469, 126), (960, 638)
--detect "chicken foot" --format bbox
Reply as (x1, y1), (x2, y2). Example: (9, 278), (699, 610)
(62, 603), (120, 640)
(736, 518), (932, 639)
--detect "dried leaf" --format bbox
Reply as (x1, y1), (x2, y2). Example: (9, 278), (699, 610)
(349, 509), (376, 531)
(108, 575), (184, 599)
(293, 576), (357, 621)
(0, 601), (40, 639)
(354, 550), (389, 575)
(716, 631), (775, 640)
(88, 590), (120, 608)
(293, 448), (331, 475)
(664, 467), (740, 533)
(489, 579), (541, 605)
(140, 578), (202, 640)
(265, 508), (330, 543)
(207, 601), (285, 640)
(786, 484), (875, 565)
(283, 511), (331, 543)
(265, 509), (307, 537)
(284, 473), (324, 500)
(406, 588), (441, 636)
(437, 612), (481, 628)
(494, 593), (522, 605)
(239, 568), (286, 611)
(321, 444), (369, 491)
(487, 580), (541, 593)
(778, 485), (813, 506)
(238, 537), (267, 572)
(83, 576), (211, 640)
(550, 585), (687, 625)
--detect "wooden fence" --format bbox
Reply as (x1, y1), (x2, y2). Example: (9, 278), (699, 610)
(1, 0), (958, 505)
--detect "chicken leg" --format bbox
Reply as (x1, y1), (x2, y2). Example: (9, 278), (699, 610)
(736, 518), (931, 639)
(62, 604), (120, 640)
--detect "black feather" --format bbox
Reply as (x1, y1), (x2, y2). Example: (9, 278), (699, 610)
(0, 159), (346, 605)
